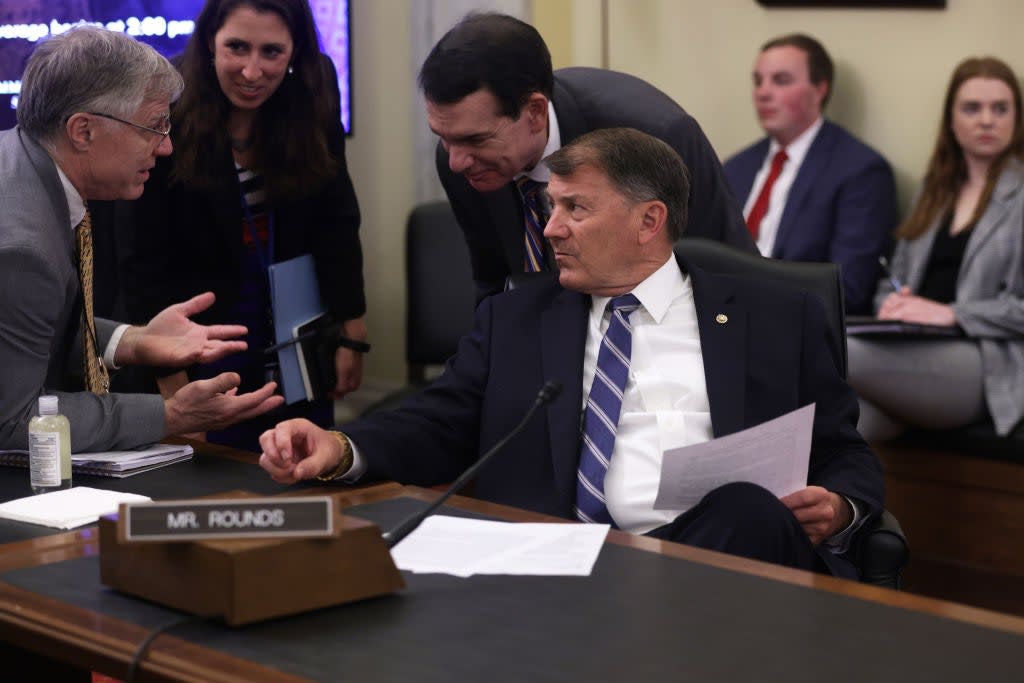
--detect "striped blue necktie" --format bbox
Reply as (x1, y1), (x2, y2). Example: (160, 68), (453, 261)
(575, 294), (641, 526)
(516, 177), (549, 272)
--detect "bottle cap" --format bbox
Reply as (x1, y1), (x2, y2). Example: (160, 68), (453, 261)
(38, 395), (58, 416)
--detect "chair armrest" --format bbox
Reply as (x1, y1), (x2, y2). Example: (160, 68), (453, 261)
(856, 510), (910, 589)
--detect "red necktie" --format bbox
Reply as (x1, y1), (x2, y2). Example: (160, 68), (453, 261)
(745, 148), (788, 240)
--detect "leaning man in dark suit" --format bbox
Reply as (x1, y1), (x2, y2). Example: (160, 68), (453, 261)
(723, 34), (898, 314)
(260, 128), (883, 579)
(0, 26), (283, 452)
(421, 11), (754, 301)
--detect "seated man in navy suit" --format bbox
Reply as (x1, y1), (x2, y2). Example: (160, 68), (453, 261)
(723, 34), (898, 314)
(259, 128), (883, 579)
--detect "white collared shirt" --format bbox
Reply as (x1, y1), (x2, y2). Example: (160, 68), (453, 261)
(583, 256), (713, 533)
(742, 117), (824, 257)
(515, 101), (561, 185)
(54, 164), (127, 369)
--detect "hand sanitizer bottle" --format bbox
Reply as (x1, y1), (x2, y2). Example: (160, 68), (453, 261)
(28, 395), (71, 494)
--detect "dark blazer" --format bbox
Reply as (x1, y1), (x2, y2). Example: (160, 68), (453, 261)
(342, 253), (883, 577)
(122, 57), (363, 341)
(437, 67), (754, 299)
(0, 128), (164, 452)
(724, 120), (898, 314)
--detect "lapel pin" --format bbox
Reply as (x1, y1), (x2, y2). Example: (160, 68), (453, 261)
(715, 313), (728, 324)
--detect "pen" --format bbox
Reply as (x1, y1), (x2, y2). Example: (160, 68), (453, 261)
(877, 256), (903, 292)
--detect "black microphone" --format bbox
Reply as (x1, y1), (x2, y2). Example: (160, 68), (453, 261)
(381, 380), (563, 548)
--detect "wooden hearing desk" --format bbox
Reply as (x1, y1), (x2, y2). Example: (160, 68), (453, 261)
(0, 444), (1022, 682)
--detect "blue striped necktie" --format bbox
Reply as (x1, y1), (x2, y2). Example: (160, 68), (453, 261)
(516, 177), (549, 272)
(575, 294), (641, 526)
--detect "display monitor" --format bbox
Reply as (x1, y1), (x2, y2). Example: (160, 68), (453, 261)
(0, 0), (351, 132)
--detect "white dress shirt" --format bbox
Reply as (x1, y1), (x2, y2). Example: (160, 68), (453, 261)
(742, 117), (824, 257)
(516, 101), (561, 185)
(583, 256), (713, 534)
(55, 164), (127, 368)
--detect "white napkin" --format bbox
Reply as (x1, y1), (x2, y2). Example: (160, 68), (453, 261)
(0, 487), (151, 529)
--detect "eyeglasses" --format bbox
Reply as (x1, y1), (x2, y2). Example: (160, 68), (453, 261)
(88, 111), (171, 143)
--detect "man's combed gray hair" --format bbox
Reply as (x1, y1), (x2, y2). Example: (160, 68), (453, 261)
(544, 127), (691, 240)
(17, 25), (183, 143)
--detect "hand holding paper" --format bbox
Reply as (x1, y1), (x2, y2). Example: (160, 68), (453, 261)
(780, 486), (852, 545)
(654, 404), (814, 511)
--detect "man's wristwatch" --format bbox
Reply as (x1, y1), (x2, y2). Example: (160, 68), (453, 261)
(315, 431), (354, 481)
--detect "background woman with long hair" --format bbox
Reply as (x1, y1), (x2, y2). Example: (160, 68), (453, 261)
(123, 0), (366, 451)
(848, 57), (1024, 441)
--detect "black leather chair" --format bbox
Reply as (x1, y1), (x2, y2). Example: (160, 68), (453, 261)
(361, 201), (476, 414)
(676, 237), (909, 588)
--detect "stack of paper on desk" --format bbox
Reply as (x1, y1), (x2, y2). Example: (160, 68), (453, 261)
(0, 487), (151, 529)
(71, 443), (194, 476)
(0, 443), (193, 478)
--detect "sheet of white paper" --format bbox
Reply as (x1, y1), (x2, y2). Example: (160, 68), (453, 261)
(389, 516), (609, 578)
(0, 487), (151, 529)
(653, 403), (815, 510)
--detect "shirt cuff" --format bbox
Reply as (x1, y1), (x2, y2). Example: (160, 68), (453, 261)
(104, 324), (130, 370)
(339, 436), (367, 483)
(824, 495), (865, 554)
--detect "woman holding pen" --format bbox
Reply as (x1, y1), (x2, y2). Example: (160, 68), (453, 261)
(848, 57), (1024, 441)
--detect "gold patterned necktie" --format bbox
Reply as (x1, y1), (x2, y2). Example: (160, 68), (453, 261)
(75, 208), (110, 394)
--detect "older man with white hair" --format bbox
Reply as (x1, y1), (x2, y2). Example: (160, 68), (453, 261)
(0, 26), (283, 452)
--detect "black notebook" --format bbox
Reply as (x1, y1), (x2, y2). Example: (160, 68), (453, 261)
(845, 315), (965, 338)
(294, 313), (339, 402)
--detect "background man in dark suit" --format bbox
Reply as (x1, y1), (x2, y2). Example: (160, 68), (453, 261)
(419, 12), (754, 301)
(0, 26), (282, 452)
(260, 128), (882, 579)
(723, 34), (898, 314)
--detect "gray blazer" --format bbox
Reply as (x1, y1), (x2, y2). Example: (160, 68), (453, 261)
(0, 127), (164, 452)
(874, 159), (1024, 434)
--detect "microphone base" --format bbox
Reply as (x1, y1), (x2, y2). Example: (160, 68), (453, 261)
(98, 491), (405, 626)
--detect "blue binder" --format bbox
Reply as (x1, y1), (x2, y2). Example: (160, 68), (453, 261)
(267, 255), (323, 404)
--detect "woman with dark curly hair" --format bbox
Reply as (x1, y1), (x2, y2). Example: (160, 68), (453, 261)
(123, 0), (366, 451)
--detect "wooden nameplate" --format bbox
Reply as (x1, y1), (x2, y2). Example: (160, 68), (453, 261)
(98, 490), (404, 626)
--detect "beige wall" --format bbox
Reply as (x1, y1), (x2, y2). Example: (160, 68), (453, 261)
(349, 0), (1024, 382)
(540, 0), (1024, 212)
(346, 0), (416, 382)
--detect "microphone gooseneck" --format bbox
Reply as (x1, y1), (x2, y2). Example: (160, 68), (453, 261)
(381, 380), (563, 548)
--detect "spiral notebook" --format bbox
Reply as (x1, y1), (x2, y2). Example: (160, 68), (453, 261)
(0, 443), (193, 478)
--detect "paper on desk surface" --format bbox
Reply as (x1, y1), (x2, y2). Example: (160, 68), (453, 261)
(71, 443), (192, 464)
(654, 403), (814, 510)
(389, 516), (609, 578)
(0, 487), (151, 529)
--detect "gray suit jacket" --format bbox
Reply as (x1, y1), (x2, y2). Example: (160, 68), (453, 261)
(0, 127), (164, 451)
(874, 159), (1024, 434)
